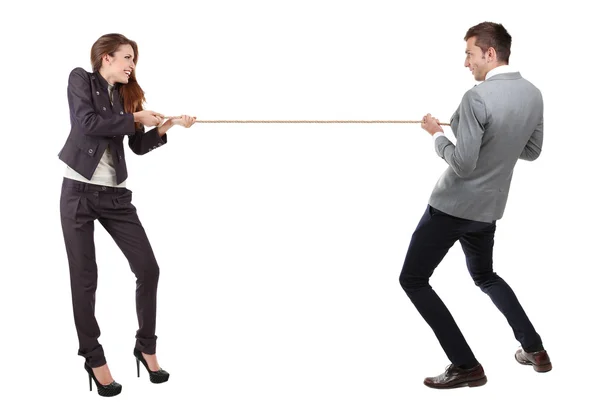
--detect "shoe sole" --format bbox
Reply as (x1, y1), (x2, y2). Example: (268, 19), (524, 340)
(515, 354), (552, 372)
(97, 386), (122, 397)
(150, 375), (170, 384)
(424, 375), (487, 389)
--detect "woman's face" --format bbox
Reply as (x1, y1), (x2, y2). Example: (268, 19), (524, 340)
(103, 44), (136, 85)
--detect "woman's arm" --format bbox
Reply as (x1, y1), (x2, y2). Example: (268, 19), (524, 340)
(68, 67), (136, 137)
(127, 115), (196, 155)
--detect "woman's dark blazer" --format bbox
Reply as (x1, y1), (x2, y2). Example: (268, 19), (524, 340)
(58, 67), (167, 184)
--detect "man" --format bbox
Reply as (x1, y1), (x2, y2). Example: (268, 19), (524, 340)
(399, 21), (551, 389)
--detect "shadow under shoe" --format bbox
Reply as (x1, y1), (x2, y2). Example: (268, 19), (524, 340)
(84, 363), (122, 397)
(515, 348), (552, 372)
(134, 348), (170, 384)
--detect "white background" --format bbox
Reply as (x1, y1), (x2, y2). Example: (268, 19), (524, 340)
(1, 0), (598, 405)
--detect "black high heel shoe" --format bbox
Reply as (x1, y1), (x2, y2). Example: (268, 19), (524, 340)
(133, 348), (170, 383)
(84, 363), (122, 397)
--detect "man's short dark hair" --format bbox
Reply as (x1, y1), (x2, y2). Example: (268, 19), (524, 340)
(465, 22), (512, 63)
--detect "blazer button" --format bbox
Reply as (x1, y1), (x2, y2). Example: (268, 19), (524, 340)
(120, 111), (124, 115)
(96, 91), (100, 95)
(103, 107), (107, 111)
(88, 149), (93, 155)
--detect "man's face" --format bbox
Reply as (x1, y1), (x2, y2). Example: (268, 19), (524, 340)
(464, 37), (490, 81)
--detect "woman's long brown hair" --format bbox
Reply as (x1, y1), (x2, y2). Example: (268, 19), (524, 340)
(90, 33), (145, 129)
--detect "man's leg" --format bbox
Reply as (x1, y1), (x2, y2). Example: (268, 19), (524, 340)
(459, 222), (544, 353)
(399, 205), (478, 368)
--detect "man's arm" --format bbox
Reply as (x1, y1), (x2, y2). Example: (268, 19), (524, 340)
(434, 90), (486, 178)
(519, 117), (543, 161)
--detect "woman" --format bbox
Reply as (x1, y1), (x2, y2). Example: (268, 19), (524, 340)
(58, 33), (195, 397)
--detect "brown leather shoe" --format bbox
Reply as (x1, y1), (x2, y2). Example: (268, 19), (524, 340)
(423, 364), (487, 389)
(515, 348), (552, 372)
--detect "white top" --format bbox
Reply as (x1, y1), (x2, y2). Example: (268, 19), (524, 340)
(64, 83), (126, 187)
(485, 64), (516, 80)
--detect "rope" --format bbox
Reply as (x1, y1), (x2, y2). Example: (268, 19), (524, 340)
(164, 117), (450, 126)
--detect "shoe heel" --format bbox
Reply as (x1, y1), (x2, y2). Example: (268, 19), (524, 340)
(84, 363), (122, 397)
(133, 348), (170, 384)
(467, 376), (487, 387)
(533, 363), (552, 373)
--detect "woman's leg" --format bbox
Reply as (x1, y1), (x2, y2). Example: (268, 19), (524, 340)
(60, 178), (117, 385)
(97, 187), (163, 370)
